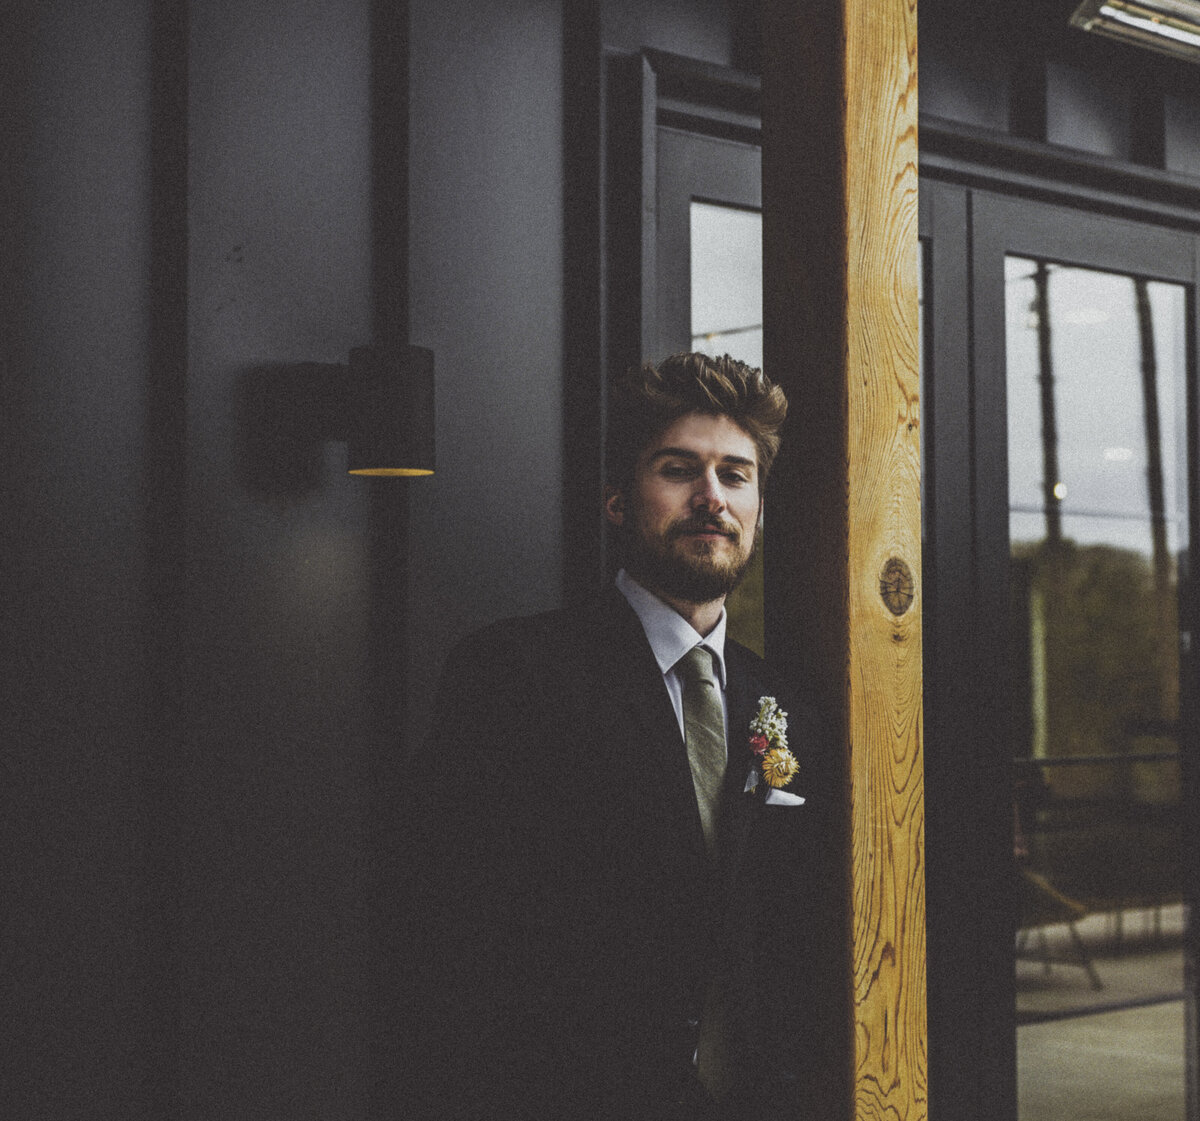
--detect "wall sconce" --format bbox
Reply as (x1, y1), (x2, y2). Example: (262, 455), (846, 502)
(1071, 0), (1200, 63)
(346, 345), (436, 476)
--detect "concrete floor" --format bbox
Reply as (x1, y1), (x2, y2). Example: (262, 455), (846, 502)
(1019, 1001), (1185, 1121)
(1016, 906), (1188, 1121)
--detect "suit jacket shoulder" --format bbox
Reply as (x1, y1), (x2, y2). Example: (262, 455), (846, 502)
(433, 589), (668, 743)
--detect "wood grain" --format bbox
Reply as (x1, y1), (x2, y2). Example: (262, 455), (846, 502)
(846, 4), (925, 1120)
(763, 1), (924, 1117)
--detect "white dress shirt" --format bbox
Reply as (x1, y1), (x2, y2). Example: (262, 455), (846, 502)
(615, 568), (729, 748)
(616, 570), (805, 808)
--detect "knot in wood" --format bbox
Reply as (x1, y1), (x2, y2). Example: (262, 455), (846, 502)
(879, 557), (914, 616)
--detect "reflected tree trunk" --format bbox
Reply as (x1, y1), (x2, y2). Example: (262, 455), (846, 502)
(1034, 262), (1061, 549)
(1134, 276), (1178, 732)
(1032, 262), (1069, 784)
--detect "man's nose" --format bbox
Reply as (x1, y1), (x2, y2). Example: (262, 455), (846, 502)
(691, 470), (727, 511)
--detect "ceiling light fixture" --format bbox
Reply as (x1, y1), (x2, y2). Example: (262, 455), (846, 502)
(1071, 0), (1200, 63)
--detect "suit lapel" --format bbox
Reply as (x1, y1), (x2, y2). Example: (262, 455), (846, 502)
(584, 591), (796, 892)
(588, 590), (709, 864)
(592, 593), (772, 880)
(718, 646), (762, 889)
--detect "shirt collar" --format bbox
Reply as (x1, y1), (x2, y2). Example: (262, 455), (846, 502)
(615, 569), (728, 689)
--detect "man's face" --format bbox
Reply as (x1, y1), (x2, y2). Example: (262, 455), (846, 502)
(606, 412), (763, 605)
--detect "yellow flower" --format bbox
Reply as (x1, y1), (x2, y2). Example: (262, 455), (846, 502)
(762, 747), (799, 789)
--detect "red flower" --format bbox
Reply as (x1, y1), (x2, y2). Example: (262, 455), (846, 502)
(749, 733), (769, 756)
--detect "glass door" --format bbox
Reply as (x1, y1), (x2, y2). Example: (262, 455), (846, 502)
(971, 193), (1200, 1121)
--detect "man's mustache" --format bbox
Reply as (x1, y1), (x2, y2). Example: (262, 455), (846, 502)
(668, 517), (739, 541)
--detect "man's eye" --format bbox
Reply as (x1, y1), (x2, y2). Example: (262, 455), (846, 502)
(722, 472), (750, 485)
(661, 465), (693, 478)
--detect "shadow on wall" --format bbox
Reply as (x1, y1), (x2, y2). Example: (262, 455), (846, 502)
(237, 363), (351, 496)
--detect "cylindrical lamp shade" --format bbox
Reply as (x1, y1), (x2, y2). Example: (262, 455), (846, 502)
(346, 345), (435, 476)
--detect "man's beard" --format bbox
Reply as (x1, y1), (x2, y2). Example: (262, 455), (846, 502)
(624, 512), (758, 604)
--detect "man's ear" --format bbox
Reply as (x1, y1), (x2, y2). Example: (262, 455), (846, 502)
(604, 487), (626, 527)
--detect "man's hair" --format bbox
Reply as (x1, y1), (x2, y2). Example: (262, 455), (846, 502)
(606, 352), (788, 493)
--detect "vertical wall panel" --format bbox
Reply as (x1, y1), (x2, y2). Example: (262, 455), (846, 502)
(1045, 60), (1133, 160)
(919, 28), (1010, 132)
(406, 0), (565, 747)
(1166, 94), (1200, 179)
(184, 2), (374, 1116)
(0, 3), (159, 1117)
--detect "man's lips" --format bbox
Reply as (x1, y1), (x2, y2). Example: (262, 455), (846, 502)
(671, 522), (737, 541)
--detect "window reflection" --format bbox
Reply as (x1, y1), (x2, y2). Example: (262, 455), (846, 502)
(1005, 257), (1189, 1120)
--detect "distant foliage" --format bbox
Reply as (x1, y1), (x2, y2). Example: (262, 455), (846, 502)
(1011, 536), (1178, 803)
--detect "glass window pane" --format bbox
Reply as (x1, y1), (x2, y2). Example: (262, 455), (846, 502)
(691, 202), (763, 369)
(1005, 256), (1190, 1121)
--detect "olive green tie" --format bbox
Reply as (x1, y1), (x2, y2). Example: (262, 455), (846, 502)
(677, 644), (732, 1100)
(677, 644), (727, 860)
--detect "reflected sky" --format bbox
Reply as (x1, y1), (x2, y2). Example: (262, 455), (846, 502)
(1005, 258), (1188, 555)
(691, 201), (763, 369)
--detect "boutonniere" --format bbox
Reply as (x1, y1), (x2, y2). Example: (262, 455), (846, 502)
(745, 696), (802, 798)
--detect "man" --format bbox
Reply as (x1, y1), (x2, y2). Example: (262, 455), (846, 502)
(403, 353), (824, 1120)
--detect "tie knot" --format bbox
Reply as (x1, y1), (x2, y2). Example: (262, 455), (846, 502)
(677, 644), (718, 689)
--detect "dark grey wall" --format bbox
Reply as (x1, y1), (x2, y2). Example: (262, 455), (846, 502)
(3, 0), (385, 1115)
(602, 0), (740, 64)
(2, 3), (161, 1115)
(1, 0), (601, 1115)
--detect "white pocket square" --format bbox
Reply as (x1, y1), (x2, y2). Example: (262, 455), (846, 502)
(744, 769), (806, 805)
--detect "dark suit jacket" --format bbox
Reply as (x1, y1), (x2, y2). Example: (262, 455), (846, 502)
(399, 589), (828, 1120)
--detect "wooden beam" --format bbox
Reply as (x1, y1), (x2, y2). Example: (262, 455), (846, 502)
(762, 3), (925, 1119)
